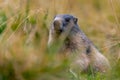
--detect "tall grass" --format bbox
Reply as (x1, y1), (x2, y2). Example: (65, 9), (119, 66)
(0, 0), (120, 80)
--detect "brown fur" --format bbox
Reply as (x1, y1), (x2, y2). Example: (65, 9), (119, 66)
(48, 14), (110, 73)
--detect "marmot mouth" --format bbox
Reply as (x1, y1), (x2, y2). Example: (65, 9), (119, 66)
(55, 28), (63, 34)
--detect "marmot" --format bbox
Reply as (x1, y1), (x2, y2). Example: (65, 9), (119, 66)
(48, 14), (110, 73)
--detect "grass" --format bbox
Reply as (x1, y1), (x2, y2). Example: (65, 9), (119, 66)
(0, 0), (120, 80)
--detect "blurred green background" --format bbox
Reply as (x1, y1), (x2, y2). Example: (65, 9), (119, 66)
(0, 0), (120, 80)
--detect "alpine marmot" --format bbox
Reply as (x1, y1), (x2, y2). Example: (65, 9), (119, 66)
(48, 14), (110, 73)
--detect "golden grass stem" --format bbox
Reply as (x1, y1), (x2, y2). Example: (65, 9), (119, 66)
(109, 0), (120, 33)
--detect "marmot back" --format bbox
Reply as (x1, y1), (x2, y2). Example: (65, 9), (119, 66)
(48, 14), (110, 73)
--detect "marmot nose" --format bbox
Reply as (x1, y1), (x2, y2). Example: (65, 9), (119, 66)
(53, 20), (61, 30)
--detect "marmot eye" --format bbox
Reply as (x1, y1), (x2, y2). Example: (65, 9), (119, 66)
(65, 18), (70, 22)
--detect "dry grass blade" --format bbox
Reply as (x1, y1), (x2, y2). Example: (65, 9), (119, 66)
(109, 0), (120, 33)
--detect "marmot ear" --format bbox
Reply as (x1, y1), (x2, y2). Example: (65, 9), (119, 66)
(73, 17), (78, 24)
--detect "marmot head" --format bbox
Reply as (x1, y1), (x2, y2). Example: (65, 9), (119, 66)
(51, 14), (78, 36)
(48, 14), (79, 46)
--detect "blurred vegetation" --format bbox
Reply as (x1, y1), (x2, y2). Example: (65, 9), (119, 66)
(0, 0), (119, 80)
